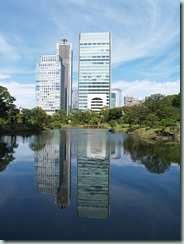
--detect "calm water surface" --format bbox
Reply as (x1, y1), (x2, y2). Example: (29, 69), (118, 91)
(0, 129), (180, 240)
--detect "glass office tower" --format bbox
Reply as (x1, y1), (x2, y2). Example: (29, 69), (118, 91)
(78, 32), (111, 112)
(35, 55), (65, 115)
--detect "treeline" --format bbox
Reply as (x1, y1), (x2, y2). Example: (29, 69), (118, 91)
(0, 85), (180, 135)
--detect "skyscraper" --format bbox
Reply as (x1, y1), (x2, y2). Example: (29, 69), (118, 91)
(56, 39), (73, 115)
(35, 55), (65, 115)
(72, 87), (79, 110)
(111, 88), (122, 108)
(78, 32), (111, 112)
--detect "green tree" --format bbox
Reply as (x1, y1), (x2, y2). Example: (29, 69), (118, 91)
(143, 93), (165, 120)
(99, 106), (109, 123)
(172, 93), (180, 108)
(108, 107), (123, 121)
(30, 107), (49, 128)
(51, 110), (68, 127)
(89, 113), (100, 125)
(123, 104), (148, 125)
(0, 86), (16, 119)
(71, 109), (91, 124)
(20, 108), (33, 124)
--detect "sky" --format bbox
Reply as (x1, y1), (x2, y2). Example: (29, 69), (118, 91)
(0, 0), (180, 109)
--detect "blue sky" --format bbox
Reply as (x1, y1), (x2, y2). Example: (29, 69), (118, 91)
(0, 0), (180, 109)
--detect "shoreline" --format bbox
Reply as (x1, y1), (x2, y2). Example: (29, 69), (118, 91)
(0, 123), (180, 144)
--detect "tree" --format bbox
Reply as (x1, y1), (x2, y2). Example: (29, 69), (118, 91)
(0, 86), (16, 119)
(172, 93), (180, 108)
(99, 106), (109, 123)
(143, 93), (165, 119)
(20, 108), (33, 124)
(108, 107), (123, 121)
(30, 107), (49, 128)
(87, 112), (100, 125)
(71, 109), (91, 124)
(51, 110), (68, 127)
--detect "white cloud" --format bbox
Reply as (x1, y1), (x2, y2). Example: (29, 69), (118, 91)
(0, 81), (35, 109)
(0, 73), (10, 79)
(112, 80), (180, 103)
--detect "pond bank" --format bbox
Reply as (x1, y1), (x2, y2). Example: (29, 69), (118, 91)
(0, 124), (43, 134)
(0, 123), (180, 144)
(116, 127), (180, 144)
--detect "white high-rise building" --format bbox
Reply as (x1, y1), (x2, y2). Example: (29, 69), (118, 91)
(78, 32), (111, 112)
(111, 88), (122, 108)
(56, 39), (73, 115)
(35, 55), (65, 115)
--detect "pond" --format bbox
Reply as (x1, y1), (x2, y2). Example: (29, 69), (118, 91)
(0, 129), (180, 241)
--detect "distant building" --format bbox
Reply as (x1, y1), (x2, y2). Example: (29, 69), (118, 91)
(35, 55), (65, 115)
(111, 88), (122, 108)
(78, 32), (111, 112)
(124, 96), (145, 106)
(56, 39), (73, 115)
(72, 87), (79, 110)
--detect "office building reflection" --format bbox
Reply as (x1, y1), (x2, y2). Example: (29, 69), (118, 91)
(110, 140), (121, 159)
(34, 130), (71, 209)
(77, 131), (110, 219)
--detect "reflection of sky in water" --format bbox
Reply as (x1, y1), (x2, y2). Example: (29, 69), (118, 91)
(0, 129), (180, 240)
(13, 142), (34, 163)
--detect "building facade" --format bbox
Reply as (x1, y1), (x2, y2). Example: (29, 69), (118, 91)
(56, 39), (73, 115)
(78, 32), (111, 112)
(35, 55), (65, 115)
(111, 88), (122, 108)
(124, 96), (145, 106)
(72, 87), (79, 110)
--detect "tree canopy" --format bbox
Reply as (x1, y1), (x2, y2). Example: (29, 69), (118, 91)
(0, 86), (16, 118)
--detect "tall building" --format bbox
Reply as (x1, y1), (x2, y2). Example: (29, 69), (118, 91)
(111, 88), (122, 108)
(56, 39), (73, 115)
(78, 32), (111, 112)
(72, 87), (79, 110)
(35, 55), (65, 115)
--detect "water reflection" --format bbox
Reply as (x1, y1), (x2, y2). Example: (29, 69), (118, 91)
(76, 131), (110, 219)
(0, 129), (180, 240)
(123, 136), (180, 174)
(0, 135), (18, 171)
(0, 129), (180, 214)
(33, 130), (71, 209)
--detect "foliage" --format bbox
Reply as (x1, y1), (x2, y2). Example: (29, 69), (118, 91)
(122, 93), (180, 128)
(0, 85), (180, 137)
(172, 93), (180, 108)
(30, 107), (50, 128)
(123, 136), (180, 174)
(108, 107), (123, 121)
(0, 136), (18, 171)
(0, 86), (16, 119)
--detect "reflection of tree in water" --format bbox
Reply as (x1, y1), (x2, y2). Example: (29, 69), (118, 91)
(123, 136), (180, 174)
(0, 136), (18, 172)
(29, 131), (52, 151)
